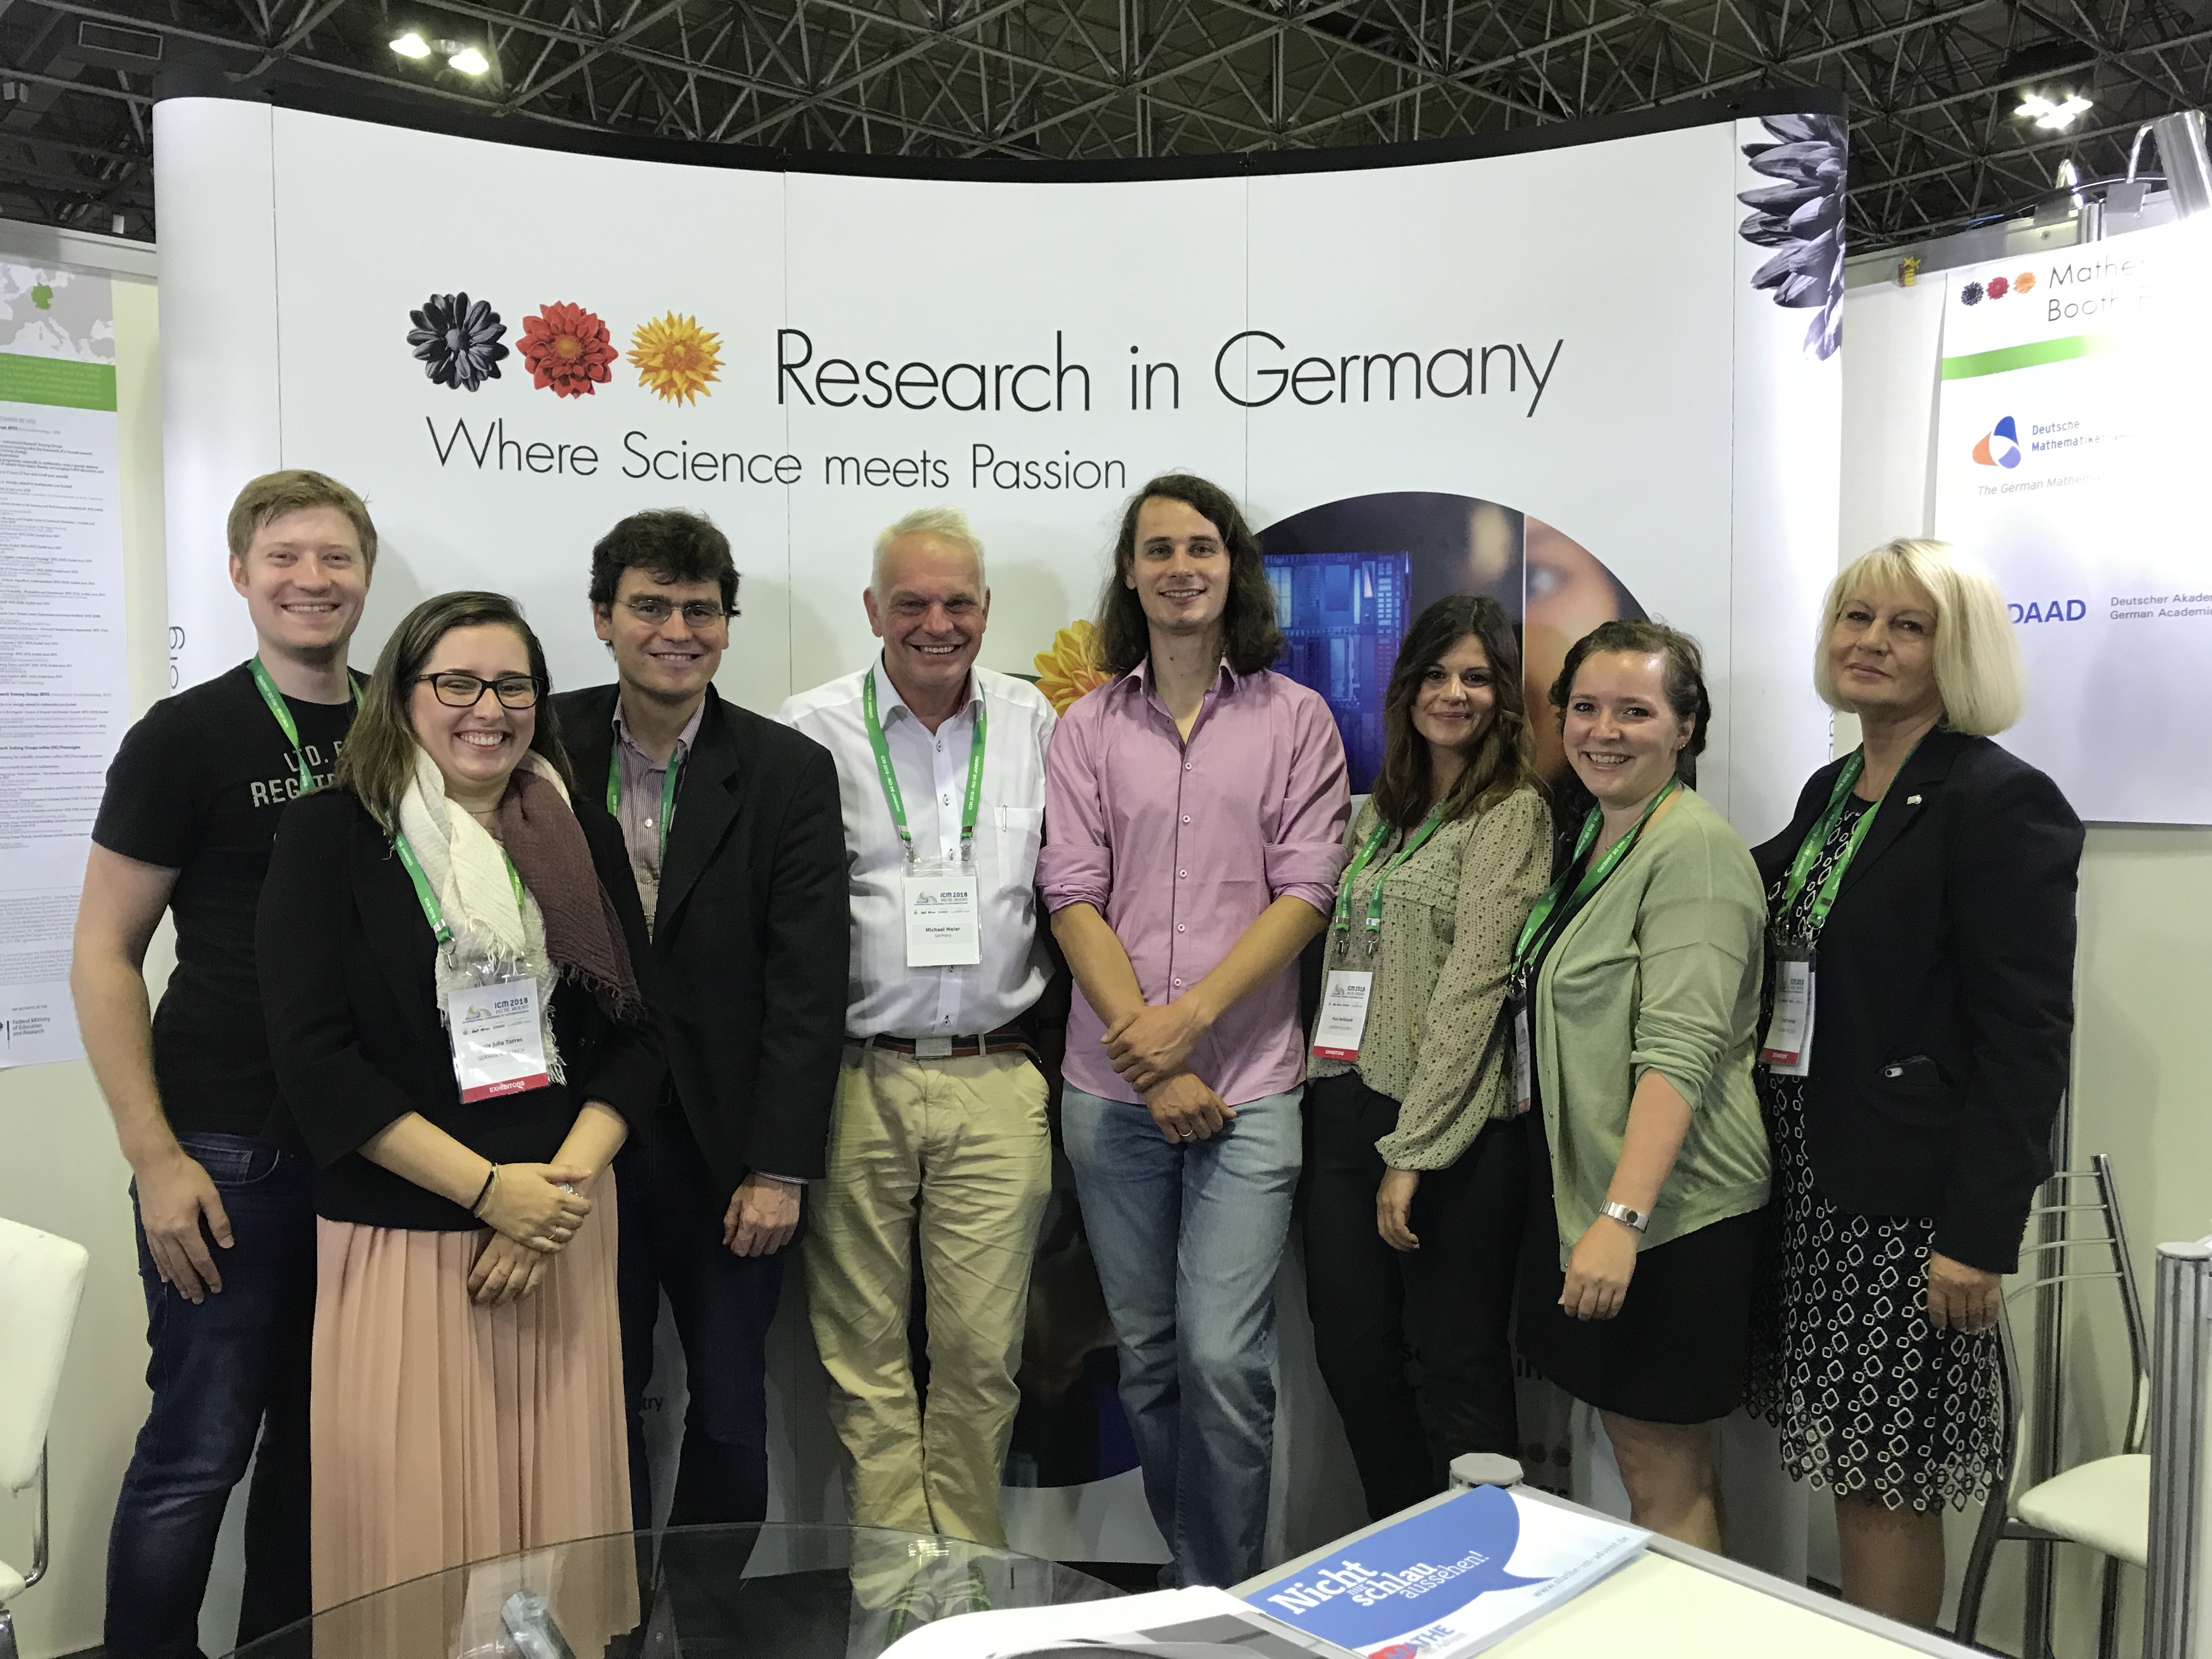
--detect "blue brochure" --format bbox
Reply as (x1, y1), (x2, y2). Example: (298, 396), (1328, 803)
(1241, 1485), (1647, 1658)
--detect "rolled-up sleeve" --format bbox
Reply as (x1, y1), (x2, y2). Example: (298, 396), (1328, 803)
(1629, 836), (1762, 1108)
(1039, 701), (1112, 913)
(1263, 693), (1351, 913)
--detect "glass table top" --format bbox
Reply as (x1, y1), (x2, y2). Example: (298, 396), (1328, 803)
(226, 1523), (1125, 1659)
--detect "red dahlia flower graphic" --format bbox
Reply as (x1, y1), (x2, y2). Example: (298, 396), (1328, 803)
(1987, 276), (2011, 300)
(518, 302), (617, 397)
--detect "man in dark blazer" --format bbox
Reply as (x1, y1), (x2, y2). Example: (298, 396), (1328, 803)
(552, 509), (847, 1530)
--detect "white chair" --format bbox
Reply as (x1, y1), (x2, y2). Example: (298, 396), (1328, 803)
(0, 1216), (91, 1659)
(1955, 1154), (2148, 1659)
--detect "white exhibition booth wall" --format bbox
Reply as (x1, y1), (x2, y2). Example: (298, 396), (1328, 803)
(7, 93), (2210, 1659)
(145, 86), (1843, 1581)
(153, 92), (1841, 835)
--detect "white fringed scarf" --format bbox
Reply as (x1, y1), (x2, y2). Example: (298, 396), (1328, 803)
(397, 746), (567, 1082)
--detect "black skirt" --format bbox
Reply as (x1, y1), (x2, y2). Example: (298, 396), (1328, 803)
(1516, 1101), (1768, 1424)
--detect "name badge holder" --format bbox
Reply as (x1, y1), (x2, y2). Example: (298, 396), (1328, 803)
(394, 834), (552, 1101)
(1758, 936), (1816, 1076)
(1310, 809), (1443, 1063)
(903, 855), (983, 968)
(1506, 991), (1534, 1117)
(865, 668), (989, 970)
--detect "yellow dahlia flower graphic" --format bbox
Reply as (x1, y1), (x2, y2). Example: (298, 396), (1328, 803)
(1034, 619), (1110, 714)
(628, 311), (723, 404)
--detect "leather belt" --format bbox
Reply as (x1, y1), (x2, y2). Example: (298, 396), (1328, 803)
(851, 1025), (1036, 1065)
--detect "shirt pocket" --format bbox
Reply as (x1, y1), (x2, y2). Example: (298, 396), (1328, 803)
(996, 804), (1045, 879)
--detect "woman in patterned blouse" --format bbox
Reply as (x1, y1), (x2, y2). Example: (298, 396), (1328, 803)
(1302, 594), (1551, 1520)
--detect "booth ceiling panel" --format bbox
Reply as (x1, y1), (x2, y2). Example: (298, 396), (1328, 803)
(0, 0), (2204, 249)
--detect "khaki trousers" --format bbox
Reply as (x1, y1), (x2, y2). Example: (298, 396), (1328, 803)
(805, 1046), (1051, 1547)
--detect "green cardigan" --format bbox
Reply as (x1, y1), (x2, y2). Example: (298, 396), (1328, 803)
(1533, 785), (1771, 1266)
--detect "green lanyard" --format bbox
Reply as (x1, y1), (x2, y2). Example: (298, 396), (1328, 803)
(1771, 749), (1889, 938)
(393, 832), (526, 949)
(1333, 809), (1446, 933)
(862, 665), (987, 865)
(249, 657), (361, 796)
(1511, 779), (1678, 981)
(605, 743), (683, 862)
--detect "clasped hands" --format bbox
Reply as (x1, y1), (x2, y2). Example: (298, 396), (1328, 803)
(1104, 1000), (1238, 1146)
(470, 1160), (594, 1307)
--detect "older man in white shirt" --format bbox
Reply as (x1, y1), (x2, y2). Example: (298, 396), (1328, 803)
(777, 506), (1055, 1553)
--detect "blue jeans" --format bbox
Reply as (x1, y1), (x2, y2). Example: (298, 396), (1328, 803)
(106, 1132), (314, 1659)
(616, 1114), (785, 1531)
(1059, 1085), (1303, 1588)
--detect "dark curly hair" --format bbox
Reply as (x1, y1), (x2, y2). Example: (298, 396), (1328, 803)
(1548, 618), (1709, 787)
(1093, 474), (1284, 678)
(588, 508), (739, 616)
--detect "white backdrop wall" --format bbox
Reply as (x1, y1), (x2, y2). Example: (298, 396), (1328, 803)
(154, 94), (1839, 838)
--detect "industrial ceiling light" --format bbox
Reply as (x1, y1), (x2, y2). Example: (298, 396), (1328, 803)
(2017, 92), (2094, 131)
(446, 44), (490, 75)
(388, 31), (432, 58)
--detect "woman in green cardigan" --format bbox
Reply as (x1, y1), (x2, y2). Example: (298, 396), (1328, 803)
(1513, 620), (1771, 1548)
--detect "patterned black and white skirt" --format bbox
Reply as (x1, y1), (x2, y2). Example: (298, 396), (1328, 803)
(1747, 1068), (2005, 1511)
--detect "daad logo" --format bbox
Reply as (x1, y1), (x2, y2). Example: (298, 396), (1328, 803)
(1973, 415), (2023, 469)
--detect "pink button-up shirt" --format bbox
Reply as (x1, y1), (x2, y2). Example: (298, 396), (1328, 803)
(1040, 660), (1351, 1107)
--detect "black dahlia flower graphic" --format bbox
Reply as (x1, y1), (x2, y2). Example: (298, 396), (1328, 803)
(407, 292), (509, 391)
(1960, 281), (1985, 306)
(1738, 114), (1846, 362)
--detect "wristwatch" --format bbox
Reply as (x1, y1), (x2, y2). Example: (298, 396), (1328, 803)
(1600, 1200), (1650, 1234)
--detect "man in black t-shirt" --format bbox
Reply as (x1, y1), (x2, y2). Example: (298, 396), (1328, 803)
(72, 471), (377, 1659)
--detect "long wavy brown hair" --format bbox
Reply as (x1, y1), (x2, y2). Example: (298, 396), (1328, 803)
(335, 591), (575, 831)
(1370, 595), (1539, 832)
(1093, 473), (1284, 677)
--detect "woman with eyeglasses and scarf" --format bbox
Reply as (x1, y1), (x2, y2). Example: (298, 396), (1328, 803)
(258, 591), (662, 1641)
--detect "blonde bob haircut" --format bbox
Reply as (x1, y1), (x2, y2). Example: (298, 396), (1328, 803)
(1814, 537), (2024, 736)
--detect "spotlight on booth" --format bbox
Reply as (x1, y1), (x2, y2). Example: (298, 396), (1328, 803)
(388, 31), (432, 59)
(447, 44), (490, 75)
(2018, 92), (2094, 130)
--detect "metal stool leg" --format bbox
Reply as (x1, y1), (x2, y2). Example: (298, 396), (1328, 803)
(2095, 1554), (2123, 1659)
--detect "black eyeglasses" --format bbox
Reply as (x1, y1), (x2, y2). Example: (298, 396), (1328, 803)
(413, 671), (544, 709)
(620, 595), (736, 628)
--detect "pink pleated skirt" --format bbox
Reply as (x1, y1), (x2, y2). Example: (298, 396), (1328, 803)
(310, 1171), (634, 1655)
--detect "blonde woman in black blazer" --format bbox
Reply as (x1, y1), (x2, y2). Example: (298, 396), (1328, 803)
(1749, 539), (2081, 1629)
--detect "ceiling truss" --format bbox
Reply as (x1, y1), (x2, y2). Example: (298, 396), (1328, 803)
(0, 0), (2207, 251)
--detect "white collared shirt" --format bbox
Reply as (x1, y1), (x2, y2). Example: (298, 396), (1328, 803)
(777, 659), (1054, 1039)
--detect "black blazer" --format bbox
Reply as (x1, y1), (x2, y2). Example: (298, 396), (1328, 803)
(551, 684), (848, 1192)
(257, 787), (665, 1230)
(1752, 729), (2083, 1273)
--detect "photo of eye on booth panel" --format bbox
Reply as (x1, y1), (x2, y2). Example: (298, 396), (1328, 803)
(1257, 492), (1645, 795)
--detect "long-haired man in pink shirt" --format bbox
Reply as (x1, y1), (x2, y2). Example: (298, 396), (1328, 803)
(1040, 474), (1351, 1587)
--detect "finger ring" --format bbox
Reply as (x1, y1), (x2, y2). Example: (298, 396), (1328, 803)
(556, 1182), (577, 1195)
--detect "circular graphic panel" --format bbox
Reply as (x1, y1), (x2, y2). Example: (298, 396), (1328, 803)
(1257, 492), (1646, 792)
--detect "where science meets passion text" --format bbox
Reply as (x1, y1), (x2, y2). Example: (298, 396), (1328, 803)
(421, 324), (1568, 493)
